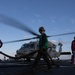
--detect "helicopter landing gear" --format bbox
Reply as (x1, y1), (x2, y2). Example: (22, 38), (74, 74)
(57, 57), (60, 60)
(26, 57), (31, 62)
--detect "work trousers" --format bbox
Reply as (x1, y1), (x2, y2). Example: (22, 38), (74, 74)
(32, 49), (51, 69)
(71, 51), (75, 64)
(73, 51), (75, 64)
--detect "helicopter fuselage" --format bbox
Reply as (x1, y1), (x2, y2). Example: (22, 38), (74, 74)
(15, 41), (59, 59)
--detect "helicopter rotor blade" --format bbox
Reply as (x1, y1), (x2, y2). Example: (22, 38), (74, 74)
(48, 32), (75, 37)
(0, 14), (39, 36)
(3, 37), (38, 44)
(3, 31), (75, 44)
(0, 14), (75, 44)
(0, 14), (75, 37)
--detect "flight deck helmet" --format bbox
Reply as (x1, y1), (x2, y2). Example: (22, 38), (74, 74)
(74, 36), (75, 40)
(39, 26), (45, 32)
(0, 40), (3, 48)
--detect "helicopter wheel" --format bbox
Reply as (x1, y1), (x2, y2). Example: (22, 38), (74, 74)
(56, 58), (60, 68)
(57, 58), (60, 60)
(26, 57), (31, 62)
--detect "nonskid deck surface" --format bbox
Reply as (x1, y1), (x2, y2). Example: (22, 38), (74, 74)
(0, 60), (75, 75)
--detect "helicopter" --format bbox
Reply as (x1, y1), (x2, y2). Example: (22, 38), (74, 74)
(15, 40), (63, 61)
(15, 39), (71, 61)
(0, 14), (74, 61)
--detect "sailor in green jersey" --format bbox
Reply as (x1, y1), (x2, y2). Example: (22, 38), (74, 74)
(32, 27), (51, 71)
(39, 31), (48, 51)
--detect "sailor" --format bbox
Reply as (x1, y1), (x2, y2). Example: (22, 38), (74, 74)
(32, 26), (52, 71)
(71, 37), (75, 64)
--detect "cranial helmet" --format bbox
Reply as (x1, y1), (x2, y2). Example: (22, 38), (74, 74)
(39, 26), (45, 32)
(0, 40), (3, 48)
(74, 36), (75, 40)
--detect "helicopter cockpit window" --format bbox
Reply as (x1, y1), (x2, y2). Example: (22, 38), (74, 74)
(24, 44), (30, 48)
(20, 45), (24, 49)
(29, 44), (34, 48)
(20, 43), (35, 49)
(20, 44), (28, 49)
(37, 45), (39, 48)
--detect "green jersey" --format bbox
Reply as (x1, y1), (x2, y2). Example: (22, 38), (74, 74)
(39, 33), (48, 49)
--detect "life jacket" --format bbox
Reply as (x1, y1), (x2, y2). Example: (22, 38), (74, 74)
(72, 40), (75, 51)
(0, 40), (3, 48)
(39, 33), (48, 49)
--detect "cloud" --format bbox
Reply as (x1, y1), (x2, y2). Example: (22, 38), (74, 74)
(60, 16), (75, 25)
(70, 18), (75, 24)
(31, 19), (42, 24)
(51, 19), (55, 23)
(35, 14), (41, 18)
(24, 36), (30, 38)
(30, 14), (42, 24)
